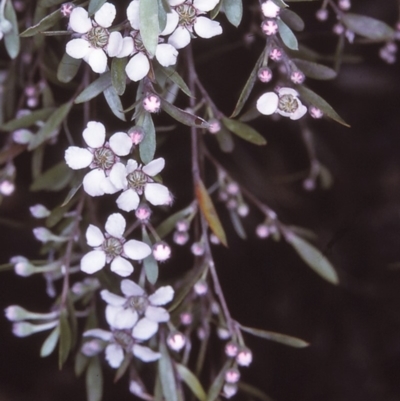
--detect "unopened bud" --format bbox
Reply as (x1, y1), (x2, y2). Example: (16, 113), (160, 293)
(237, 203), (249, 217)
(12, 321), (58, 337)
(236, 347), (253, 366)
(143, 94), (161, 113)
(135, 205), (151, 221)
(61, 2), (74, 17)
(225, 368), (240, 384)
(269, 48), (282, 61)
(261, 20), (278, 36)
(309, 106), (323, 119)
(13, 128), (33, 144)
(316, 8), (328, 21)
(261, 0), (280, 18)
(180, 312), (193, 325)
(194, 280), (208, 296)
(217, 327), (231, 340)
(210, 233), (220, 245)
(128, 126), (145, 145)
(30, 204), (51, 218)
(225, 342), (239, 357)
(223, 383), (238, 399)
(176, 220), (189, 232)
(257, 67), (273, 83)
(256, 224), (270, 239)
(208, 119), (221, 134)
(191, 241), (205, 256)
(167, 332), (186, 351)
(173, 231), (189, 245)
(81, 339), (103, 356)
(0, 180), (15, 196)
(152, 242), (171, 262)
(291, 71), (305, 84)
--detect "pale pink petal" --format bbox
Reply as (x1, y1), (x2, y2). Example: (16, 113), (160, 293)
(64, 147), (92, 169)
(66, 38), (91, 59)
(161, 11), (179, 36)
(144, 183), (170, 206)
(132, 318), (158, 340)
(105, 343), (124, 368)
(86, 224), (104, 247)
(142, 158), (165, 176)
(125, 52), (150, 82)
(116, 189), (140, 212)
(94, 2), (116, 28)
(107, 31), (123, 57)
(127, 0), (140, 30)
(168, 26), (191, 49)
(123, 240), (151, 260)
(120, 279), (145, 297)
(194, 17), (222, 39)
(84, 328), (113, 341)
(83, 169), (106, 196)
(256, 92), (279, 115)
(278, 87), (299, 97)
(69, 7), (92, 34)
(105, 305), (138, 329)
(145, 306), (170, 323)
(100, 290), (126, 306)
(109, 132), (132, 156)
(81, 250), (106, 274)
(117, 37), (134, 58)
(110, 256), (134, 277)
(87, 48), (108, 74)
(148, 285), (174, 306)
(290, 104), (307, 120)
(155, 43), (178, 67)
(126, 159), (138, 173)
(109, 162), (128, 190)
(132, 344), (160, 362)
(193, 0), (219, 12)
(100, 177), (119, 194)
(105, 213), (126, 238)
(83, 121), (106, 148)
(168, 0), (185, 5)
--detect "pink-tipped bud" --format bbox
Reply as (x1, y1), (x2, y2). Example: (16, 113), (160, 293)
(135, 205), (151, 221)
(191, 241), (205, 256)
(0, 180), (15, 196)
(303, 178), (316, 191)
(269, 48), (282, 61)
(13, 128), (33, 144)
(128, 126), (145, 145)
(261, 20), (278, 36)
(217, 327), (231, 340)
(143, 94), (161, 113)
(316, 8), (328, 21)
(225, 368), (241, 384)
(81, 339), (103, 357)
(30, 204), (50, 218)
(257, 67), (273, 83)
(223, 383), (238, 399)
(333, 23), (345, 36)
(237, 204), (249, 217)
(180, 312), (193, 326)
(236, 347), (253, 366)
(152, 242), (171, 262)
(338, 0), (351, 10)
(291, 71), (305, 84)
(210, 233), (220, 245)
(309, 106), (323, 119)
(256, 224), (270, 239)
(226, 182), (239, 195)
(60, 2), (74, 17)
(226, 198), (238, 210)
(173, 231), (189, 245)
(176, 220), (189, 232)
(167, 332), (186, 351)
(194, 280), (208, 296)
(208, 119), (221, 134)
(225, 342), (239, 358)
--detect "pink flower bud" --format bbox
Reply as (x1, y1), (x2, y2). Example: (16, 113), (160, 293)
(225, 368), (240, 384)
(194, 280), (208, 296)
(191, 241), (205, 256)
(225, 341), (239, 357)
(60, 2), (74, 17)
(217, 327), (231, 340)
(210, 233), (220, 245)
(180, 312), (193, 326)
(128, 126), (145, 145)
(303, 178), (316, 191)
(236, 347), (253, 366)
(333, 23), (345, 36)
(81, 339), (103, 357)
(208, 119), (221, 134)
(261, 20), (278, 36)
(226, 182), (239, 195)
(152, 242), (171, 262)
(237, 204), (249, 217)
(316, 9), (328, 21)
(173, 231), (189, 245)
(167, 332), (186, 351)
(135, 205), (151, 221)
(309, 106), (323, 119)
(257, 67), (273, 83)
(0, 180), (15, 196)
(338, 0), (351, 10)
(291, 71), (305, 84)
(269, 48), (282, 61)
(223, 383), (238, 398)
(261, 0), (280, 18)
(143, 94), (161, 113)
(176, 220), (189, 232)
(256, 224), (270, 239)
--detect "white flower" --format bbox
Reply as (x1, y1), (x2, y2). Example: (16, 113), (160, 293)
(101, 279), (174, 341)
(81, 213), (151, 277)
(256, 87), (307, 120)
(261, 0), (281, 18)
(109, 158), (170, 212)
(84, 327), (161, 368)
(163, 0), (222, 49)
(64, 121), (132, 197)
(66, 3), (123, 73)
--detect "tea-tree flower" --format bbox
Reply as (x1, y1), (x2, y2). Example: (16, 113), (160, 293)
(101, 279), (174, 340)
(256, 87), (307, 120)
(64, 121), (132, 197)
(66, 3), (123, 73)
(109, 158), (170, 212)
(81, 213), (151, 277)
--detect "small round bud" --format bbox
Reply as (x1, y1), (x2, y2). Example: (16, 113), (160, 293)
(210, 233), (220, 245)
(256, 224), (270, 239)
(180, 312), (193, 326)
(338, 0), (351, 10)
(13, 1), (25, 12)
(143, 94), (161, 113)
(290, 71), (305, 84)
(0, 180), (15, 196)
(236, 347), (253, 366)
(211, 301), (220, 314)
(225, 342), (239, 357)
(13, 128), (33, 144)
(237, 204), (249, 217)
(176, 220), (189, 232)
(309, 106), (323, 119)
(223, 383), (238, 399)
(194, 280), (208, 296)
(153, 242), (171, 261)
(226, 182), (239, 195)
(5, 305), (28, 322)
(14, 261), (35, 277)
(12, 322), (35, 337)
(197, 327), (207, 340)
(128, 126), (145, 145)
(167, 332), (186, 351)
(225, 368), (240, 384)
(257, 67), (273, 83)
(81, 339), (103, 357)
(27, 97), (38, 108)
(316, 8), (328, 21)
(135, 205), (151, 221)
(60, 2), (74, 17)
(191, 241), (205, 256)
(217, 327), (231, 340)
(303, 178), (316, 191)
(226, 198), (238, 210)
(30, 204), (51, 219)
(269, 48), (282, 61)
(33, 227), (53, 243)
(386, 42), (397, 53)
(261, 0), (280, 18)
(261, 20), (278, 36)
(333, 23), (345, 36)
(208, 119), (221, 134)
(173, 231), (189, 245)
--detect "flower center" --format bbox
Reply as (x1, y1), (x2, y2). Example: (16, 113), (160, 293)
(128, 296), (149, 315)
(113, 330), (134, 349)
(102, 237), (123, 259)
(278, 94), (299, 113)
(175, 5), (197, 28)
(93, 147), (116, 170)
(87, 26), (109, 49)
(127, 170), (148, 194)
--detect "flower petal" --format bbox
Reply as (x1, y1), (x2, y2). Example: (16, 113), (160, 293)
(278, 87), (299, 97)
(155, 43), (178, 67)
(290, 104), (307, 120)
(100, 290), (126, 306)
(194, 17), (222, 39)
(64, 146), (93, 169)
(86, 224), (104, 247)
(83, 169), (106, 196)
(81, 250), (106, 274)
(100, 177), (119, 194)
(126, 159), (138, 173)
(110, 256), (134, 277)
(142, 158), (165, 176)
(83, 121), (106, 148)
(84, 328), (113, 341)
(168, 26), (191, 49)
(116, 189), (140, 212)
(105, 305), (138, 329)
(132, 344), (161, 362)
(132, 317), (158, 340)
(144, 183), (170, 206)
(117, 37), (134, 58)
(66, 38), (91, 59)
(256, 92), (279, 115)
(193, 0), (219, 12)
(109, 162), (128, 190)
(109, 132), (132, 156)
(69, 7), (92, 34)
(87, 48), (108, 74)
(105, 343), (124, 368)
(148, 285), (174, 305)
(125, 52), (150, 82)
(123, 240), (151, 260)
(161, 11), (179, 35)
(168, 0), (185, 5)
(94, 2), (116, 28)
(105, 213), (126, 238)
(145, 305), (170, 323)
(127, 0), (140, 30)
(107, 31), (123, 57)
(120, 279), (145, 297)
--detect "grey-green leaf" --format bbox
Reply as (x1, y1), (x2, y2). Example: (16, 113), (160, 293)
(0, 108), (55, 131)
(57, 53), (82, 83)
(222, 117), (266, 146)
(159, 342), (178, 401)
(140, 0), (159, 57)
(86, 356), (103, 401)
(40, 326), (60, 357)
(286, 233), (339, 284)
(280, 8), (304, 31)
(111, 57), (127, 96)
(229, 210), (247, 239)
(139, 112), (156, 164)
(104, 85), (126, 121)
(58, 310), (72, 368)
(238, 382), (276, 401)
(30, 161), (73, 192)
(160, 67), (192, 97)
(142, 227), (159, 284)
(156, 204), (195, 239)
(75, 72), (112, 104)
(222, 0), (243, 27)
(207, 360), (231, 401)
(4, 0), (20, 59)
(216, 125), (235, 153)
(292, 59), (336, 80)
(176, 364), (207, 401)
(161, 99), (209, 128)
(88, 0), (107, 15)
(20, 8), (62, 37)
(277, 19), (298, 50)
(342, 13), (394, 41)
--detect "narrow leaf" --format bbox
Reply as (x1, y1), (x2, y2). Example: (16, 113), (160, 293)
(280, 9), (304, 31)
(159, 342), (178, 401)
(57, 53), (82, 83)
(75, 72), (112, 104)
(222, 0), (243, 27)
(0, 108), (55, 131)
(111, 57), (127, 96)
(195, 179), (227, 247)
(286, 233), (339, 284)
(30, 161), (73, 192)
(139, 112), (156, 164)
(104, 85), (126, 121)
(4, 0), (20, 59)
(88, 0), (107, 15)
(86, 356), (103, 401)
(216, 126), (235, 153)
(238, 382), (275, 401)
(114, 353), (132, 383)
(222, 117), (266, 146)
(20, 8), (62, 37)
(156, 204), (195, 239)
(40, 326), (60, 357)
(277, 19), (298, 50)
(74, 352), (89, 377)
(161, 99), (209, 128)
(58, 310), (72, 369)
(207, 360), (231, 401)
(140, 0), (159, 57)
(160, 67), (192, 97)
(142, 227), (159, 284)
(229, 210), (247, 239)
(292, 59), (336, 80)
(176, 364), (207, 401)
(342, 13), (394, 41)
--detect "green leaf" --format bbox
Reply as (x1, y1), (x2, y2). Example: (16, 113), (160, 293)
(176, 364), (207, 401)
(342, 13), (394, 41)
(40, 326), (60, 357)
(4, 0), (20, 59)
(207, 360), (231, 401)
(159, 342), (178, 401)
(86, 356), (103, 401)
(157, 0), (167, 31)
(231, 50), (265, 118)
(277, 19), (298, 50)
(61, 174), (84, 206)
(20, 8), (62, 37)
(296, 86), (349, 127)
(0, 108), (55, 131)
(142, 227), (159, 285)
(30, 161), (73, 192)
(280, 9), (304, 31)
(271, 0), (288, 6)
(222, 117), (266, 146)
(195, 179), (227, 247)
(240, 325), (309, 347)
(139, 112), (156, 164)
(140, 0), (159, 57)
(75, 72), (112, 104)
(161, 99), (209, 128)
(216, 126), (234, 153)
(229, 210), (247, 239)
(28, 101), (74, 150)
(104, 84), (126, 121)
(39, 0), (67, 6)
(88, 0), (107, 15)
(160, 67), (192, 98)
(58, 310), (72, 369)
(238, 382), (275, 401)
(46, 197), (77, 228)
(222, 0), (243, 27)
(111, 57), (127, 96)
(57, 53), (82, 83)
(74, 352), (89, 377)
(156, 204), (195, 239)
(292, 59), (336, 80)
(286, 233), (339, 284)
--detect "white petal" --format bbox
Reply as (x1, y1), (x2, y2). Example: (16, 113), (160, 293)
(66, 38), (91, 59)
(123, 240), (151, 260)
(117, 37), (134, 58)
(105, 343), (124, 368)
(168, 26), (191, 49)
(109, 132), (132, 156)
(132, 344), (160, 362)
(105, 213), (126, 238)
(84, 328), (113, 341)
(83, 121), (106, 148)
(193, 0), (219, 12)
(105, 305), (138, 329)
(127, 0), (140, 30)
(256, 92), (279, 115)
(94, 2), (116, 28)
(126, 159), (138, 173)
(278, 87), (299, 97)
(168, 0), (185, 5)
(107, 31), (123, 57)
(100, 177), (119, 194)
(132, 317), (158, 341)
(81, 250), (106, 274)
(69, 7), (92, 34)
(125, 52), (150, 82)
(261, 1), (281, 18)
(111, 256), (134, 277)
(109, 162), (128, 190)
(87, 48), (108, 74)
(116, 189), (140, 212)
(142, 158), (165, 176)
(155, 43), (178, 67)
(86, 224), (104, 247)
(161, 11), (179, 36)
(64, 147), (92, 169)
(120, 279), (145, 297)
(83, 169), (106, 196)
(144, 183), (170, 206)
(148, 285), (174, 306)
(100, 290), (126, 306)
(194, 17), (222, 39)
(290, 104), (307, 120)
(145, 306), (170, 323)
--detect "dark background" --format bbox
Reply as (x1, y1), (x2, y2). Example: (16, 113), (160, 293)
(1, 1), (400, 400)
